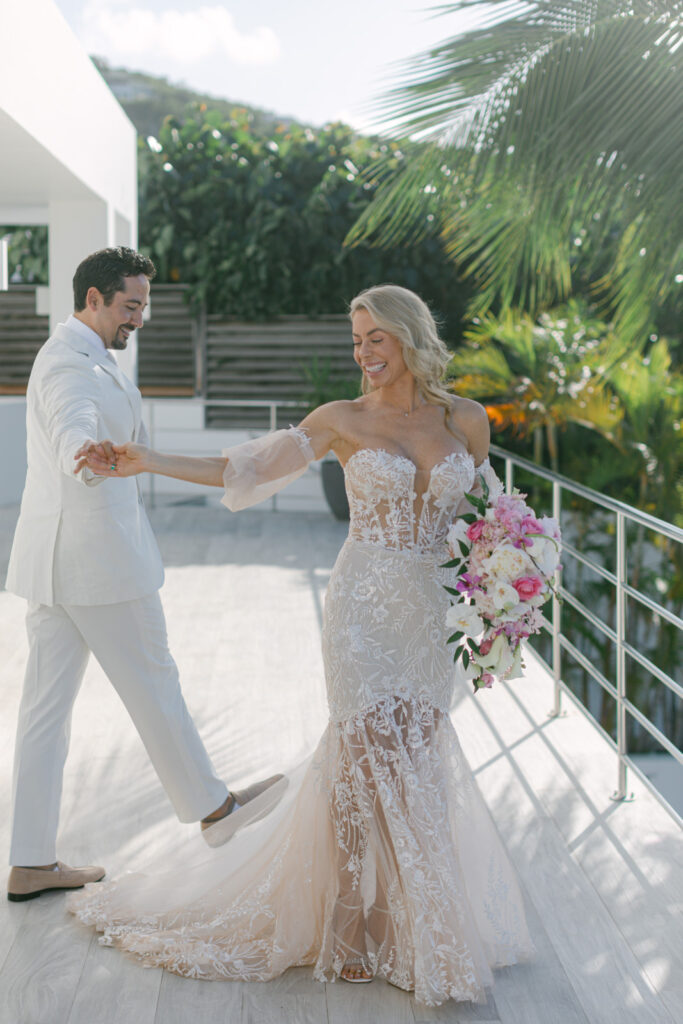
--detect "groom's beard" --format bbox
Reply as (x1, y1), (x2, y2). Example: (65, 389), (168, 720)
(110, 325), (134, 350)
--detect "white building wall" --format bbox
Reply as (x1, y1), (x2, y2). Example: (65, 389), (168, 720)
(0, 0), (137, 224)
(0, 400), (27, 507)
(0, 0), (142, 509)
(0, 0), (138, 370)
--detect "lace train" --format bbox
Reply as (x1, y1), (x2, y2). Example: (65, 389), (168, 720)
(69, 693), (532, 1005)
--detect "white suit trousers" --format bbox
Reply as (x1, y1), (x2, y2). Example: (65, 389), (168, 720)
(10, 592), (228, 866)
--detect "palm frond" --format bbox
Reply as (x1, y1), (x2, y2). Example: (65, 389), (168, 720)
(351, 1), (683, 338)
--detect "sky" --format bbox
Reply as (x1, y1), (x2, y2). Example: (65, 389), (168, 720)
(52, 0), (483, 130)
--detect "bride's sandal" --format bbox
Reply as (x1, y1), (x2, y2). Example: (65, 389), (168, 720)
(340, 957), (373, 984)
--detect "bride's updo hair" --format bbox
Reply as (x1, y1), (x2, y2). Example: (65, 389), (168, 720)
(349, 284), (454, 413)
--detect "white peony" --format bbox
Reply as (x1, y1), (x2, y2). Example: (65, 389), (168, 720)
(481, 544), (533, 583)
(446, 603), (484, 637)
(540, 516), (561, 540)
(472, 591), (496, 620)
(490, 580), (521, 612)
(527, 535), (560, 576)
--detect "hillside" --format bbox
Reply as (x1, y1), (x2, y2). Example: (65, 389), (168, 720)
(92, 57), (302, 140)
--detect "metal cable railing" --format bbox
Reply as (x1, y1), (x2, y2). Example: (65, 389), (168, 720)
(490, 443), (683, 829)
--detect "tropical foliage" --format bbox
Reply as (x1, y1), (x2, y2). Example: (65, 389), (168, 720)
(1, 108), (474, 335)
(448, 302), (682, 517)
(0, 226), (48, 284)
(454, 301), (683, 755)
(448, 302), (624, 470)
(138, 110), (471, 326)
(350, 1), (683, 346)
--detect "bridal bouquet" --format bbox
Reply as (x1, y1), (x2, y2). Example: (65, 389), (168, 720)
(444, 478), (561, 692)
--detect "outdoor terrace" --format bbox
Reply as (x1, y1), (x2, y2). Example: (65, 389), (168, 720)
(0, 476), (680, 1024)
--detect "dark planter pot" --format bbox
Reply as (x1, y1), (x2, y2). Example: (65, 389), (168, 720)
(321, 459), (349, 521)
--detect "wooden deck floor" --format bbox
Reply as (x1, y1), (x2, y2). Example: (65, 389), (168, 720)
(0, 500), (680, 1024)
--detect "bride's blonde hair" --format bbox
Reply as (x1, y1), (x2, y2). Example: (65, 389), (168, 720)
(349, 284), (454, 415)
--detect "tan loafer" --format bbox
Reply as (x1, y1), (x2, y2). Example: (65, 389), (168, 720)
(201, 773), (286, 848)
(7, 861), (106, 902)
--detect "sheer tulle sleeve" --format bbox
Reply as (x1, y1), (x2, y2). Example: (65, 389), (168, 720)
(456, 457), (504, 515)
(221, 426), (316, 511)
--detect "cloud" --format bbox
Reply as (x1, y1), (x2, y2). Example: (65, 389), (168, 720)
(81, 2), (281, 66)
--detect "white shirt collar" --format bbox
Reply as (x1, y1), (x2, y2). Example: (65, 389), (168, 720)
(66, 313), (108, 356)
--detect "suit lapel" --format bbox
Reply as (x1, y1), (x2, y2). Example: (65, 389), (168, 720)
(95, 352), (142, 439)
(54, 324), (142, 439)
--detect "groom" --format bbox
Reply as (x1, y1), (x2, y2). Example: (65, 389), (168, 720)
(5, 246), (272, 902)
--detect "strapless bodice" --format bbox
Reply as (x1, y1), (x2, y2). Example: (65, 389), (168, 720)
(343, 447), (485, 554)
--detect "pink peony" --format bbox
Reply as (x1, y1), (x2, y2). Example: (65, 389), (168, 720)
(520, 514), (543, 535)
(466, 519), (486, 542)
(513, 575), (544, 601)
(478, 637), (494, 656)
(493, 494), (527, 530)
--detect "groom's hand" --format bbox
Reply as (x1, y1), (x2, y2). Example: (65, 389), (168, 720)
(74, 440), (149, 477)
(74, 439), (117, 475)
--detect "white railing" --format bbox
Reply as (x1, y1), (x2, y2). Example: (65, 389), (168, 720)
(490, 443), (683, 829)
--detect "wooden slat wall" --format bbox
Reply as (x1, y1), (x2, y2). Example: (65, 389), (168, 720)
(205, 316), (356, 428)
(0, 285), (197, 397)
(0, 286), (357, 426)
(138, 284), (196, 396)
(0, 287), (49, 393)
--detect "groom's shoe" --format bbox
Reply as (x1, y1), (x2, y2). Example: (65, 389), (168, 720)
(7, 861), (106, 902)
(231, 774), (285, 810)
(201, 774), (285, 848)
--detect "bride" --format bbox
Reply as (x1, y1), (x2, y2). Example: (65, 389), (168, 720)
(71, 284), (533, 1006)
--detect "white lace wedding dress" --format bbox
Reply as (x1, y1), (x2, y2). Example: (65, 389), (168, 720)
(68, 427), (534, 1007)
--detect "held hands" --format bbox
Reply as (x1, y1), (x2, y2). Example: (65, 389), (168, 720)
(74, 440), (149, 477)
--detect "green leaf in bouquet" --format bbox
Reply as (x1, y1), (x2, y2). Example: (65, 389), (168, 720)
(462, 649), (470, 669)
(463, 491), (488, 516)
(443, 585), (460, 596)
(458, 541), (471, 557)
(460, 514), (477, 524)
(447, 630), (465, 644)
(452, 646), (462, 663)
(441, 557), (463, 569)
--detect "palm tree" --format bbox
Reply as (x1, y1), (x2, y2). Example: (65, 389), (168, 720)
(348, 1), (683, 346)
(448, 302), (623, 470)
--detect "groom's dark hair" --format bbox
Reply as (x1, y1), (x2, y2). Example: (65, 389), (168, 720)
(73, 247), (156, 310)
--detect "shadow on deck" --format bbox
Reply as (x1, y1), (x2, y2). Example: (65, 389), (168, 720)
(0, 502), (679, 1024)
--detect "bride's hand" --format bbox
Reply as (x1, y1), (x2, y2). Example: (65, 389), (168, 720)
(74, 441), (150, 477)
(106, 442), (150, 477)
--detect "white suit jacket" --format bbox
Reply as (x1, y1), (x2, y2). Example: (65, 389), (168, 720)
(6, 323), (164, 606)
